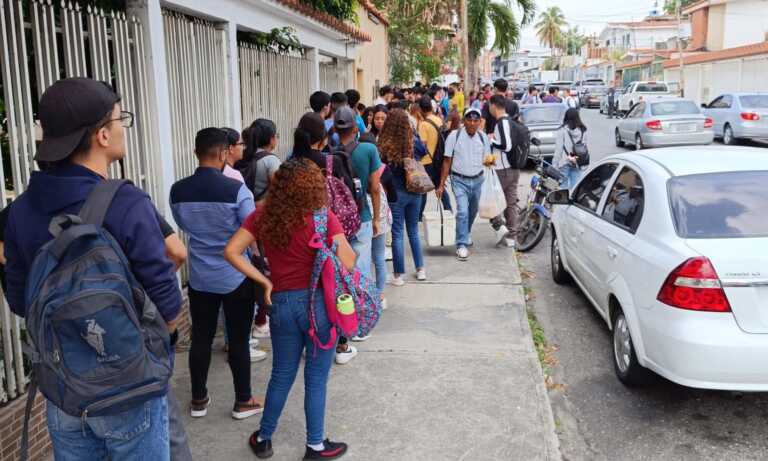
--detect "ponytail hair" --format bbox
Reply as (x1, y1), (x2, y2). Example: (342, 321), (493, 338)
(293, 112), (327, 159)
(243, 118), (277, 161)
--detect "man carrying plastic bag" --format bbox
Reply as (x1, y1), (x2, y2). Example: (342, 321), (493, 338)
(479, 165), (506, 221)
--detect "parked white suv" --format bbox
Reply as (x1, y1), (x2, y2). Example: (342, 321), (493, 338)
(548, 147), (768, 390)
(618, 81), (672, 113)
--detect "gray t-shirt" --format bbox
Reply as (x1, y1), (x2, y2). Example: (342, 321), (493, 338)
(252, 155), (281, 200)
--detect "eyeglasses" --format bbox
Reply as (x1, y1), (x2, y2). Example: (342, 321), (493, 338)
(234, 142), (246, 147)
(103, 111), (134, 128)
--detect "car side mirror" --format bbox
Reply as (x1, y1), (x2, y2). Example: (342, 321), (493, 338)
(547, 189), (571, 206)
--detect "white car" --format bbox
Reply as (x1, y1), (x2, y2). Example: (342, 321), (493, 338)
(618, 81), (672, 113)
(548, 147), (768, 390)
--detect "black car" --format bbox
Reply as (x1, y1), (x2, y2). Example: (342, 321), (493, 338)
(579, 85), (608, 108)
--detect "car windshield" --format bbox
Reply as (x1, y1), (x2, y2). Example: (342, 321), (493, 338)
(585, 86), (607, 95)
(650, 100), (700, 115)
(739, 95), (768, 108)
(521, 105), (566, 124)
(635, 83), (668, 92)
(668, 171), (768, 238)
(585, 80), (604, 85)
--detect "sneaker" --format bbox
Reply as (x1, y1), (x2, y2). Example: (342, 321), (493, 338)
(232, 397), (264, 420)
(381, 298), (388, 310)
(351, 334), (371, 342)
(390, 275), (405, 287)
(467, 237), (474, 247)
(495, 225), (510, 246)
(249, 338), (259, 347)
(250, 347), (268, 363)
(190, 396), (210, 418)
(303, 439), (348, 460)
(252, 323), (270, 338)
(335, 344), (358, 365)
(249, 431), (273, 459)
(456, 246), (469, 261)
(504, 237), (516, 249)
(415, 268), (427, 281)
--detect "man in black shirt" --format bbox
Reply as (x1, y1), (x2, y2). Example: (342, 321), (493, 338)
(482, 78), (519, 134)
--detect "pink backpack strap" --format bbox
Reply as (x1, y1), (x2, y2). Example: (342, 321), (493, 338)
(325, 153), (334, 176)
(307, 208), (339, 350)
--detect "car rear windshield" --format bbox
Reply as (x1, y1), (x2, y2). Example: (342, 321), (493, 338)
(668, 171), (768, 238)
(739, 95), (768, 108)
(521, 106), (566, 124)
(636, 83), (668, 92)
(585, 87), (607, 95)
(650, 100), (700, 115)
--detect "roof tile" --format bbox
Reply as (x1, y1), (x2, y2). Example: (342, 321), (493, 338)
(662, 41), (768, 68)
(275, 0), (372, 42)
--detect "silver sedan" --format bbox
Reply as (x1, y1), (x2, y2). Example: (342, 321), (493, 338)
(702, 92), (768, 145)
(615, 98), (714, 150)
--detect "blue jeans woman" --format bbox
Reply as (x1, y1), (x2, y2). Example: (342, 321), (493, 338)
(390, 185), (425, 284)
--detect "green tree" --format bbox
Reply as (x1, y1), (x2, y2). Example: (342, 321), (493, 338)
(467, 0), (536, 86)
(535, 6), (567, 58)
(562, 26), (585, 56)
(663, 0), (697, 14)
(304, 0), (358, 22)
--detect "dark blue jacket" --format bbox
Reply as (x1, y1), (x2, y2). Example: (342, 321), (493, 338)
(5, 163), (182, 322)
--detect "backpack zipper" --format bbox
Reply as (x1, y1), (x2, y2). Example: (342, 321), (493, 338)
(80, 380), (166, 434)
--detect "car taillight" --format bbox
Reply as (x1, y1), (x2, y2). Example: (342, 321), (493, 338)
(741, 112), (760, 121)
(645, 120), (663, 130)
(704, 117), (713, 128)
(657, 257), (731, 312)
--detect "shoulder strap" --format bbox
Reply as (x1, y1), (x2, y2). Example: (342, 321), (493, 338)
(79, 179), (131, 227)
(253, 150), (275, 162)
(324, 153), (334, 176)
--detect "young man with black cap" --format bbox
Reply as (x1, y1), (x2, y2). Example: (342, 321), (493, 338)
(4, 77), (182, 459)
(170, 128), (272, 420)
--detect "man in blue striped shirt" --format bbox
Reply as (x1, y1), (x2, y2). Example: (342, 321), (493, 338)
(170, 128), (263, 421)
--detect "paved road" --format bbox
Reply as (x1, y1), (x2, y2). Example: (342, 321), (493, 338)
(520, 108), (768, 461)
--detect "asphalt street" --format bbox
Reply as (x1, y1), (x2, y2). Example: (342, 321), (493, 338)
(519, 108), (768, 461)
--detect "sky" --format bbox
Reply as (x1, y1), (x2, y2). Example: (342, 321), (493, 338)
(502, 0), (661, 52)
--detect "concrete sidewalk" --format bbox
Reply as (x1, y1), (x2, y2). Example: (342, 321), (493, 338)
(172, 223), (560, 461)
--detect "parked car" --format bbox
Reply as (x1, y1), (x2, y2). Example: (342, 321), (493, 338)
(701, 92), (768, 145)
(519, 103), (568, 162)
(531, 82), (546, 93)
(545, 80), (574, 93)
(548, 146), (768, 390)
(618, 81), (672, 113)
(509, 80), (529, 100)
(615, 98), (714, 149)
(580, 85), (608, 108)
(599, 87), (625, 114)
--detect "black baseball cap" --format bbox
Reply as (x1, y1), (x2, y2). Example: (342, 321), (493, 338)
(36, 78), (120, 162)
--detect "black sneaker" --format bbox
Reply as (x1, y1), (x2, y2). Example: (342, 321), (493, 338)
(303, 439), (348, 460)
(248, 431), (273, 459)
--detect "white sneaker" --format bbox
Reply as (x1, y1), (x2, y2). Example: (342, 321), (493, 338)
(252, 323), (270, 338)
(504, 237), (516, 249)
(390, 275), (405, 287)
(381, 298), (388, 310)
(495, 225), (510, 246)
(416, 268), (427, 281)
(249, 338), (259, 347)
(250, 347), (268, 362)
(351, 334), (371, 342)
(456, 247), (469, 261)
(335, 345), (358, 365)
(467, 237), (474, 247)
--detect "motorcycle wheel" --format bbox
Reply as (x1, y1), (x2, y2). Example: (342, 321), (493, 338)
(516, 207), (549, 252)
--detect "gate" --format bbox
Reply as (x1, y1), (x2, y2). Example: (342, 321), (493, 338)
(0, 0), (160, 404)
(319, 58), (349, 94)
(239, 43), (312, 158)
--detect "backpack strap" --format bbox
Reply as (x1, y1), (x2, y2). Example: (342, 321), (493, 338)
(19, 377), (37, 461)
(79, 179), (131, 227)
(308, 209), (339, 351)
(324, 153), (334, 176)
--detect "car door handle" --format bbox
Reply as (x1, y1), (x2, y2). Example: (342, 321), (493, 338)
(607, 247), (619, 260)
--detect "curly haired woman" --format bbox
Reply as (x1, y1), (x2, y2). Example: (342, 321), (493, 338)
(225, 158), (356, 460)
(378, 108), (427, 285)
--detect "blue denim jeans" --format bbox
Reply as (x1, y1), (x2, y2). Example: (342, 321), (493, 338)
(46, 395), (169, 461)
(371, 233), (387, 294)
(390, 187), (424, 275)
(351, 220), (373, 279)
(259, 289), (336, 445)
(451, 174), (485, 248)
(559, 164), (583, 190)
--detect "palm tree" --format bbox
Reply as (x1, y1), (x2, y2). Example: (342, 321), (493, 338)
(563, 26), (586, 56)
(467, 0), (536, 85)
(535, 6), (567, 57)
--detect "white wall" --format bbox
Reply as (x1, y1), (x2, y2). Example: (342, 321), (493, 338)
(722, 0), (768, 49)
(665, 54), (768, 105)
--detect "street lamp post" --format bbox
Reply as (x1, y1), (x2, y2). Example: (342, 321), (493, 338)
(676, 0), (686, 97)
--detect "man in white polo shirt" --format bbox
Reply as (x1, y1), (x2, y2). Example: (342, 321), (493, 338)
(435, 107), (491, 261)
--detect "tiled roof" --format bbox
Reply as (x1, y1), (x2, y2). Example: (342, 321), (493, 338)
(275, 0), (372, 42)
(360, 0), (389, 27)
(619, 58), (653, 69)
(662, 41), (768, 68)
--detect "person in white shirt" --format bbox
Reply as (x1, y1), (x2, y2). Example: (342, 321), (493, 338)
(374, 85), (393, 106)
(565, 90), (579, 109)
(487, 94), (522, 248)
(436, 107), (490, 260)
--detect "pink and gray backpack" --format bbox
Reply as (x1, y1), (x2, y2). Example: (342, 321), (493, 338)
(308, 208), (381, 350)
(324, 154), (360, 240)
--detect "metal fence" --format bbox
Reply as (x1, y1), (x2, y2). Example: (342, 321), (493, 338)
(239, 43), (312, 158)
(0, 0), (161, 404)
(162, 9), (228, 180)
(319, 58), (349, 94)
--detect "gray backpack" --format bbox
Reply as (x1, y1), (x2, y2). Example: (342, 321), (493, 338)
(20, 180), (172, 459)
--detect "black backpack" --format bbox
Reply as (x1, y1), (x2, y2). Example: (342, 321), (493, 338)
(331, 142), (364, 211)
(424, 118), (446, 172)
(235, 150), (278, 201)
(500, 116), (530, 169)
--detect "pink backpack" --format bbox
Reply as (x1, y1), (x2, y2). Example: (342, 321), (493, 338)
(324, 154), (360, 240)
(308, 209), (381, 350)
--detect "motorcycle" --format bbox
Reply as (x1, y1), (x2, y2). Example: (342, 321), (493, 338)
(516, 138), (564, 252)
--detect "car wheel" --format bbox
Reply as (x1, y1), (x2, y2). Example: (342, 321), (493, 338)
(612, 310), (651, 387)
(723, 124), (738, 145)
(634, 133), (644, 150)
(550, 233), (570, 284)
(615, 128), (625, 147)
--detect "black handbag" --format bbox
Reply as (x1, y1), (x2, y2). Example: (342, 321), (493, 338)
(568, 130), (590, 167)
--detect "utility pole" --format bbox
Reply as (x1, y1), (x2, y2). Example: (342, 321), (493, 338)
(460, 0), (470, 87)
(676, 0), (686, 97)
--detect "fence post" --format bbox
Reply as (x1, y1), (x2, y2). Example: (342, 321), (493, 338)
(126, 0), (176, 221)
(307, 47), (321, 91)
(223, 20), (242, 130)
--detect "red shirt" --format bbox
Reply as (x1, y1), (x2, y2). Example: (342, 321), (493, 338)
(241, 208), (344, 292)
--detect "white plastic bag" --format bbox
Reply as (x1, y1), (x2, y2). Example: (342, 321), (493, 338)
(479, 167), (507, 219)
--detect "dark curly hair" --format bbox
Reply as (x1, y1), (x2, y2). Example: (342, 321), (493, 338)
(255, 158), (327, 248)
(377, 108), (413, 166)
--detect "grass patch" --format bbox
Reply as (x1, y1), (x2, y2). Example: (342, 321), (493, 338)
(527, 307), (562, 390)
